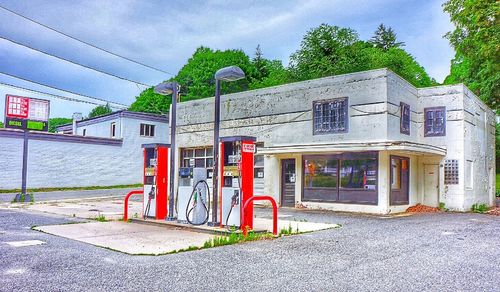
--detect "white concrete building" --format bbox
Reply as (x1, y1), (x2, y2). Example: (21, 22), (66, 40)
(174, 68), (496, 214)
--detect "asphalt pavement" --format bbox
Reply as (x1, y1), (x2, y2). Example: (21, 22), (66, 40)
(0, 207), (499, 291)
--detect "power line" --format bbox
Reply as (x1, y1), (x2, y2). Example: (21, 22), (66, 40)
(0, 71), (128, 108)
(0, 81), (124, 107)
(0, 4), (174, 76)
(0, 36), (153, 87)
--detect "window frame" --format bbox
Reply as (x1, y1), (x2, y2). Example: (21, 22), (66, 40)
(400, 102), (410, 135)
(302, 151), (378, 205)
(140, 123), (155, 137)
(424, 106), (446, 137)
(110, 122), (116, 138)
(312, 97), (349, 135)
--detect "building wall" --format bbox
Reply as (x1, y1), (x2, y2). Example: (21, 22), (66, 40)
(174, 68), (495, 213)
(176, 69), (390, 147)
(77, 117), (121, 138)
(0, 115), (169, 190)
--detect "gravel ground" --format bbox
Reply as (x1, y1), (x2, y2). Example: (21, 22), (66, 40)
(0, 207), (499, 291)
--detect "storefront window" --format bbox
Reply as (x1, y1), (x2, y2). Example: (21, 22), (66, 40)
(303, 157), (338, 202)
(303, 152), (378, 204)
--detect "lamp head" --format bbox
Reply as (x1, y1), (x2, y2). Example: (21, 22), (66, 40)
(154, 82), (178, 95)
(215, 66), (245, 82)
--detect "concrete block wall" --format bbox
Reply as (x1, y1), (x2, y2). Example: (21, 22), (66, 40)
(0, 114), (169, 190)
(176, 68), (390, 148)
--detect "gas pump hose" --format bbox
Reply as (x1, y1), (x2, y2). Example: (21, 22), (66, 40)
(186, 180), (211, 226)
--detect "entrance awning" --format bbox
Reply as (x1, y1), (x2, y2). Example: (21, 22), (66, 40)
(258, 141), (446, 156)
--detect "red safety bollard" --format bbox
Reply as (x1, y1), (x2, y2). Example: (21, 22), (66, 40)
(123, 190), (143, 221)
(241, 196), (278, 236)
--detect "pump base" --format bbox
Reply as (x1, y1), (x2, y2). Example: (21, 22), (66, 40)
(207, 221), (220, 227)
(165, 216), (177, 221)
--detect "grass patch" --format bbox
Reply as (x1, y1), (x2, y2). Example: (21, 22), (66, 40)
(0, 184), (142, 194)
(10, 193), (35, 203)
(471, 203), (489, 214)
(94, 214), (108, 222)
(438, 202), (448, 212)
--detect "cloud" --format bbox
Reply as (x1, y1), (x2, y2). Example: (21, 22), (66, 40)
(0, 0), (455, 119)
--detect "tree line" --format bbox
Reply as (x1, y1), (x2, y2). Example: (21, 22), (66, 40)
(129, 23), (435, 114)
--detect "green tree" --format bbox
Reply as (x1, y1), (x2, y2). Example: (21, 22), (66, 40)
(129, 87), (170, 115)
(250, 45), (291, 89)
(443, 0), (499, 110)
(369, 23), (405, 51)
(88, 103), (112, 118)
(173, 46), (256, 101)
(290, 23), (434, 87)
(289, 24), (361, 80)
(366, 46), (434, 87)
(48, 117), (72, 133)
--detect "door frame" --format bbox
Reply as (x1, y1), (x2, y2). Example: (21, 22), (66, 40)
(423, 163), (440, 207)
(281, 158), (296, 207)
(389, 155), (410, 205)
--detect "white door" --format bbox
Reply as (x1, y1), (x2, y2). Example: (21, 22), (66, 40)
(423, 164), (439, 207)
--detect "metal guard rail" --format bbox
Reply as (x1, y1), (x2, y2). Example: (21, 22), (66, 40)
(242, 195), (278, 236)
(123, 190), (143, 221)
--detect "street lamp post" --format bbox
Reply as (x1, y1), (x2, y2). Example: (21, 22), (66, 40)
(154, 81), (179, 221)
(209, 66), (245, 226)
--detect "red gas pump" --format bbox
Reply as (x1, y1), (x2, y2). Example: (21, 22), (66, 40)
(218, 136), (256, 229)
(142, 143), (170, 220)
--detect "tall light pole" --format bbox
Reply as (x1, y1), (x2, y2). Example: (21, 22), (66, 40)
(210, 66), (246, 225)
(154, 81), (179, 221)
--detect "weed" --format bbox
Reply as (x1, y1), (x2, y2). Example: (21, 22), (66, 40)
(10, 193), (35, 203)
(202, 230), (274, 249)
(279, 223), (298, 236)
(133, 213), (139, 219)
(95, 214), (108, 222)
(471, 203), (489, 214)
(438, 202), (448, 211)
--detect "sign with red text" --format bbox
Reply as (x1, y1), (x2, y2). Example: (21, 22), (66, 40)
(4, 95), (50, 131)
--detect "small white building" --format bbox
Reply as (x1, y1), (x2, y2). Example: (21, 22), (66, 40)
(174, 68), (496, 214)
(0, 110), (169, 190)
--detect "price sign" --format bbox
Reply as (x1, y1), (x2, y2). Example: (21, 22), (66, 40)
(4, 95), (50, 132)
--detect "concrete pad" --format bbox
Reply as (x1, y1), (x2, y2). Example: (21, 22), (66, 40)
(133, 217), (338, 235)
(253, 218), (339, 234)
(25, 199), (142, 220)
(34, 221), (214, 255)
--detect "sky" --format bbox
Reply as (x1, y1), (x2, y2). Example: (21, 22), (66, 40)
(0, 0), (455, 120)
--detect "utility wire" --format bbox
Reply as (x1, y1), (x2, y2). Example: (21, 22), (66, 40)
(0, 71), (128, 108)
(0, 81), (124, 107)
(0, 4), (174, 76)
(0, 36), (152, 87)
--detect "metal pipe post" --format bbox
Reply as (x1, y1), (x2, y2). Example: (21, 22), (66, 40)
(167, 84), (178, 221)
(21, 130), (29, 195)
(210, 79), (221, 225)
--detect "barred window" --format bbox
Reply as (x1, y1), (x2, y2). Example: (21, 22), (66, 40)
(400, 102), (410, 135)
(313, 97), (348, 134)
(140, 123), (155, 137)
(444, 159), (458, 185)
(180, 146), (213, 169)
(424, 107), (446, 137)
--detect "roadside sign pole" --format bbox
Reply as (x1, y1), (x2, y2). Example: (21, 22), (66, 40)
(21, 130), (29, 195)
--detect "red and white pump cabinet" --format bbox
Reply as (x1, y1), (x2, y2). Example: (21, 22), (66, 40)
(142, 143), (170, 220)
(219, 136), (256, 229)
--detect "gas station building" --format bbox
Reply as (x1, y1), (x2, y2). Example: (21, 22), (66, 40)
(174, 68), (496, 214)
